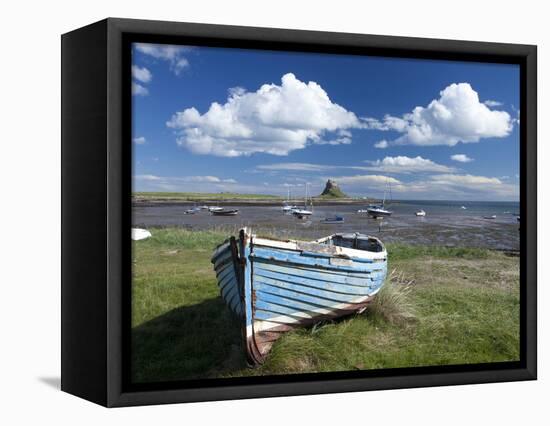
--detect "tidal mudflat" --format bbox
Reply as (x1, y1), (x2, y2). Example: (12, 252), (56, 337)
(133, 200), (520, 251)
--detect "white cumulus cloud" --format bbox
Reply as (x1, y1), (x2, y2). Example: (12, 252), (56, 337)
(132, 82), (149, 96)
(374, 140), (389, 149)
(450, 154), (473, 163)
(135, 43), (190, 75)
(131, 65), (152, 83)
(333, 174), (402, 186)
(365, 83), (513, 147)
(429, 174), (502, 186)
(258, 163), (330, 172)
(364, 156), (455, 174)
(134, 174), (237, 184)
(167, 73), (361, 157)
(327, 172), (517, 200)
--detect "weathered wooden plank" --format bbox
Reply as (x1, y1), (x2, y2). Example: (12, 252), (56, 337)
(253, 268), (377, 295)
(251, 247), (385, 274)
(253, 260), (386, 286)
(255, 290), (346, 314)
(253, 279), (370, 306)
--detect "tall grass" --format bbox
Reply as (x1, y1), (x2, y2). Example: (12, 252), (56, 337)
(367, 269), (416, 326)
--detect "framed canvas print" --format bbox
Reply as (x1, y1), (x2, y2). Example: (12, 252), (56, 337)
(61, 18), (537, 407)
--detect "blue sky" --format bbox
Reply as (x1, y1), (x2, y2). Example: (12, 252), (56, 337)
(132, 43), (520, 201)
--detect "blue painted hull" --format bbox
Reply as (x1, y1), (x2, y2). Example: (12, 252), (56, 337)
(212, 229), (387, 365)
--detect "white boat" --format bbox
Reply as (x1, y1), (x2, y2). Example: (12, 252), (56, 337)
(483, 215), (497, 220)
(415, 209), (426, 217)
(367, 205), (392, 218)
(357, 209), (370, 214)
(461, 206), (467, 210)
(282, 187), (298, 212)
(367, 180), (392, 218)
(131, 228), (152, 241)
(209, 206), (224, 212)
(292, 183), (313, 219)
(292, 208), (313, 218)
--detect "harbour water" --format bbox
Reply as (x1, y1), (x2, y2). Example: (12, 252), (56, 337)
(133, 200), (520, 250)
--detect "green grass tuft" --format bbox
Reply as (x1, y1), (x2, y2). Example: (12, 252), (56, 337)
(367, 269), (417, 326)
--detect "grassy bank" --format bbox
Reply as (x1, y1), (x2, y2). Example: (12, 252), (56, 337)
(134, 192), (282, 201)
(132, 228), (519, 382)
(133, 191), (373, 204)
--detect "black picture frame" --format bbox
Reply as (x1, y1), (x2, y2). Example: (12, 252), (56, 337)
(61, 17), (537, 407)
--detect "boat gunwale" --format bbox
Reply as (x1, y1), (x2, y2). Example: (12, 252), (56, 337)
(253, 234), (386, 261)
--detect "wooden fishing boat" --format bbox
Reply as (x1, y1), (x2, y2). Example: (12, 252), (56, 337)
(211, 228), (387, 365)
(211, 209), (239, 216)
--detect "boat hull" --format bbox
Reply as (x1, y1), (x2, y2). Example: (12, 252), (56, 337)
(211, 209), (239, 216)
(367, 209), (392, 217)
(211, 229), (387, 365)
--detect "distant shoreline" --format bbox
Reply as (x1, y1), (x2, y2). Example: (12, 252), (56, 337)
(133, 198), (373, 207)
(133, 192), (376, 206)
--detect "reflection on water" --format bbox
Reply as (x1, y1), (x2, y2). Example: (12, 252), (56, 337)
(133, 200), (520, 250)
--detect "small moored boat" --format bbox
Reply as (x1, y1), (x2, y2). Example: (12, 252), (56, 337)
(208, 206), (224, 212)
(292, 183), (314, 219)
(292, 208), (313, 219)
(321, 216), (345, 224)
(211, 209), (239, 216)
(415, 209), (426, 217)
(483, 215), (497, 220)
(282, 188), (298, 212)
(367, 179), (392, 218)
(184, 206), (201, 214)
(211, 228), (387, 365)
(282, 204), (299, 212)
(367, 205), (392, 218)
